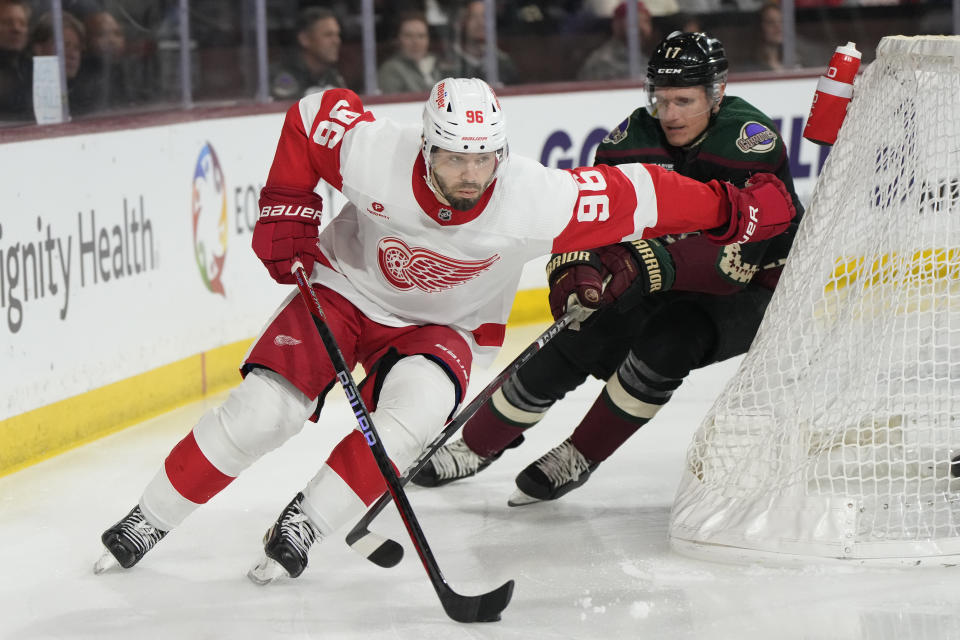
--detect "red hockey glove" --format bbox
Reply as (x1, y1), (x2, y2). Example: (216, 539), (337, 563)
(252, 186), (324, 284)
(595, 239), (676, 306)
(706, 173), (796, 245)
(545, 250), (605, 327)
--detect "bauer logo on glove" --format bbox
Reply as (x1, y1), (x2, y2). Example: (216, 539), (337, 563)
(259, 203), (323, 222)
(706, 173), (796, 245)
(738, 205), (760, 244)
(253, 186), (325, 284)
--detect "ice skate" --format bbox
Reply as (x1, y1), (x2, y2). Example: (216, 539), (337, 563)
(411, 437), (511, 487)
(94, 505), (168, 573)
(508, 439), (599, 506)
(247, 492), (323, 585)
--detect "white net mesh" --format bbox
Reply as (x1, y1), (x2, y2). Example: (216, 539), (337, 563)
(670, 36), (960, 563)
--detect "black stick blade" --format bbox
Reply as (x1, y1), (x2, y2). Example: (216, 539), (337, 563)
(344, 527), (405, 568)
(442, 579), (515, 623)
(367, 540), (404, 569)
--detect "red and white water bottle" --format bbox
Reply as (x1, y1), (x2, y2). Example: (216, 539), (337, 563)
(802, 41), (862, 146)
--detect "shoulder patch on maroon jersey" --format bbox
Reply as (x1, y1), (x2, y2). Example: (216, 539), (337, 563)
(377, 237), (500, 292)
(602, 117), (631, 145)
(735, 121), (778, 153)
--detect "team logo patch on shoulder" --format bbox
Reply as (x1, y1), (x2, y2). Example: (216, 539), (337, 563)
(735, 121), (777, 153)
(602, 118), (630, 145)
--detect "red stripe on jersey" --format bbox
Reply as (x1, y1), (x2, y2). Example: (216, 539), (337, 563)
(551, 165), (639, 253)
(326, 430), (401, 505)
(471, 322), (506, 347)
(266, 89), (375, 193)
(641, 164), (726, 237)
(164, 431), (235, 504)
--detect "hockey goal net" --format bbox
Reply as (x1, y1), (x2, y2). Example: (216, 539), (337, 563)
(670, 35), (960, 564)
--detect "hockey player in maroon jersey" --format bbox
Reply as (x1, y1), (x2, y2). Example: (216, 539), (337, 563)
(95, 76), (795, 582)
(413, 33), (804, 505)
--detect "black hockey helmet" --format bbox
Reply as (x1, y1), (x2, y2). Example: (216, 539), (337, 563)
(647, 31), (728, 88)
(646, 31), (728, 118)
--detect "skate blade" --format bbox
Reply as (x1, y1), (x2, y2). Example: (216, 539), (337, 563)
(93, 548), (120, 575)
(247, 555), (289, 585)
(507, 488), (542, 507)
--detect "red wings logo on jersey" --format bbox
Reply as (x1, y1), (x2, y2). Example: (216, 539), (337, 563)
(377, 237), (500, 292)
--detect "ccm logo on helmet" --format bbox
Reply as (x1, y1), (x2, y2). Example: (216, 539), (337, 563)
(657, 68), (682, 74)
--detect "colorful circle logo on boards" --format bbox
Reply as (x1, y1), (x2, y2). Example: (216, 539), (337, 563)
(191, 142), (227, 296)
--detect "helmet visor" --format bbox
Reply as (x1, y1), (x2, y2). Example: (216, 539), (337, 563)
(645, 82), (715, 120)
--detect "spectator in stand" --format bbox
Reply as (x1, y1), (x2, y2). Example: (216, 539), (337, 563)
(379, 0), (451, 32)
(270, 7), (346, 101)
(740, 2), (813, 72)
(75, 9), (137, 112)
(377, 11), (441, 95)
(30, 11), (101, 116)
(742, 2), (784, 71)
(578, 1), (654, 81)
(85, 10), (125, 57)
(0, 0), (31, 122)
(438, 0), (518, 85)
(0, 0), (27, 55)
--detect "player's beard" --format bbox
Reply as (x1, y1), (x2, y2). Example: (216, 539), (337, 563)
(431, 172), (488, 211)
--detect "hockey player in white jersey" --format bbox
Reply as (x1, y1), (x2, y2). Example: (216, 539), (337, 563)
(95, 77), (795, 582)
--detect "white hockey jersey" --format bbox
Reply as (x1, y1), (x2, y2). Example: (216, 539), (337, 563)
(263, 89), (729, 364)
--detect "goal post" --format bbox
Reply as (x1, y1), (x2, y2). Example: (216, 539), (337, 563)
(669, 35), (960, 565)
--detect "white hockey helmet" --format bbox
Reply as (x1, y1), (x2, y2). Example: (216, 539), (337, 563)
(422, 77), (508, 179)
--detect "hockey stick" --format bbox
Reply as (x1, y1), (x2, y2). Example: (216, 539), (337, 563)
(291, 262), (513, 623)
(345, 311), (575, 568)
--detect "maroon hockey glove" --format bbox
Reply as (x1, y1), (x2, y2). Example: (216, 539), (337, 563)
(545, 250), (605, 326)
(252, 186), (324, 284)
(706, 173), (796, 245)
(595, 239), (676, 305)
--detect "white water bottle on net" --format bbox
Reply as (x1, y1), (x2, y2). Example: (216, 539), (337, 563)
(670, 35), (960, 565)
